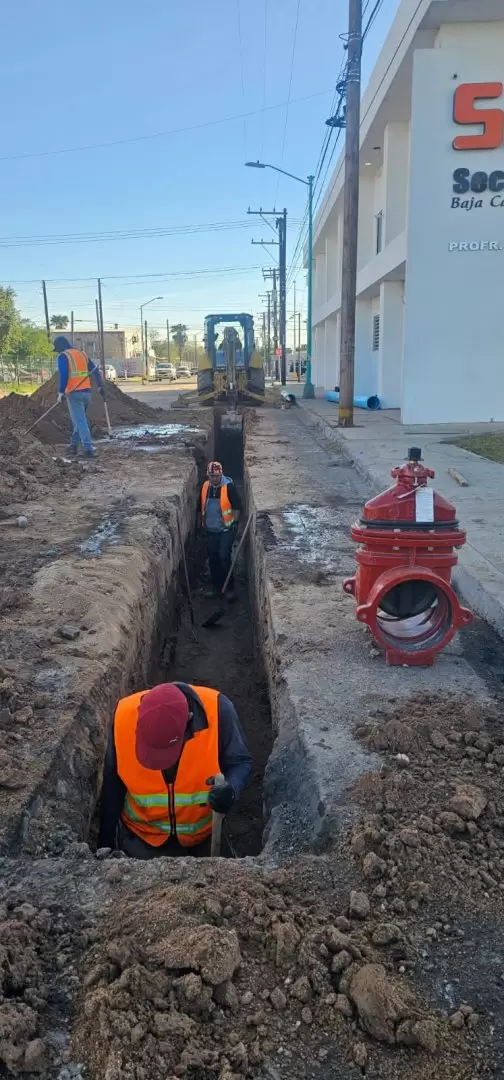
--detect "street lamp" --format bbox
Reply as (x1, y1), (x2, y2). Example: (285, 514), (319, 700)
(140, 296), (163, 378)
(245, 161), (315, 399)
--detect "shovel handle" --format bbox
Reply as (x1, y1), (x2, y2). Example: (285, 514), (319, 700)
(220, 512), (254, 596)
(210, 772), (226, 858)
(103, 401), (113, 438)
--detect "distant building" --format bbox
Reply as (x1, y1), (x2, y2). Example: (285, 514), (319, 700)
(51, 327), (145, 376)
(310, 0), (504, 423)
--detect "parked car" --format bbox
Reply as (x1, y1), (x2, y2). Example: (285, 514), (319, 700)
(154, 363), (176, 381)
(176, 365), (191, 379)
(105, 364), (117, 381)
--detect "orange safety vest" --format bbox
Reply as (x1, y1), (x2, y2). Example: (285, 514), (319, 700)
(114, 685), (221, 848)
(64, 348), (91, 393)
(200, 480), (234, 529)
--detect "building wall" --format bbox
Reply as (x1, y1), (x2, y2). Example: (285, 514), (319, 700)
(403, 19), (504, 422)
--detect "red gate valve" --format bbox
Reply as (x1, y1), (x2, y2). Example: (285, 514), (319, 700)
(342, 447), (473, 666)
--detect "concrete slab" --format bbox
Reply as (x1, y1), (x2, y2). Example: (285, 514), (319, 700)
(294, 396), (504, 637)
(245, 408), (494, 855)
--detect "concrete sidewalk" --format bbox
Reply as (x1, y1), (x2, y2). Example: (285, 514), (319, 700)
(294, 394), (504, 636)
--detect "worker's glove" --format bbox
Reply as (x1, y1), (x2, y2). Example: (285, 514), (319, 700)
(99, 387), (106, 400)
(209, 782), (235, 815)
(57, 392), (64, 404)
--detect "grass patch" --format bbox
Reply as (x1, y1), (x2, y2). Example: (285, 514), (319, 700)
(455, 434), (504, 464)
(0, 382), (41, 396)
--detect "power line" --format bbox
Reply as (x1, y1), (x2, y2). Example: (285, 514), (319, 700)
(0, 218), (305, 251)
(236, 0), (247, 153)
(362, 0), (385, 41)
(276, 0), (302, 190)
(260, 0), (269, 160)
(0, 88), (334, 164)
(3, 264), (267, 287)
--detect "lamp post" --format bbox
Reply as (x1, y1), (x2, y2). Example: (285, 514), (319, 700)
(245, 161), (315, 398)
(140, 296), (163, 378)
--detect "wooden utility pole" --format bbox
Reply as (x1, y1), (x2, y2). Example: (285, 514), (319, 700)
(42, 281), (50, 341)
(293, 281), (297, 379)
(338, 0), (362, 428)
(144, 320), (148, 378)
(297, 312), (302, 381)
(166, 319), (170, 362)
(97, 278), (106, 377)
(70, 310), (74, 340)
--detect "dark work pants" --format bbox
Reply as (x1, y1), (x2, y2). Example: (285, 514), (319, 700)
(117, 821), (211, 860)
(205, 528), (235, 590)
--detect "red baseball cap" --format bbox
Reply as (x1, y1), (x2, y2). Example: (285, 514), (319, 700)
(136, 683), (189, 770)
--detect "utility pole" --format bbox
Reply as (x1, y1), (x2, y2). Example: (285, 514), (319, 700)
(338, 0), (362, 427)
(298, 312), (302, 381)
(97, 278), (106, 377)
(70, 310), (74, 340)
(193, 335), (197, 367)
(277, 208), (287, 385)
(293, 281), (297, 379)
(166, 319), (170, 362)
(144, 320), (148, 378)
(262, 311), (266, 370)
(42, 281), (50, 341)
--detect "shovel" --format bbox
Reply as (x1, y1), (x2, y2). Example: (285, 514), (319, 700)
(178, 520), (198, 642)
(201, 512), (254, 628)
(210, 772), (226, 857)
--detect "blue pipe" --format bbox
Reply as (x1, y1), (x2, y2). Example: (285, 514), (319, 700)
(324, 390), (381, 411)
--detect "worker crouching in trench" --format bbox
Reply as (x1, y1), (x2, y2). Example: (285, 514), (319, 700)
(99, 682), (252, 859)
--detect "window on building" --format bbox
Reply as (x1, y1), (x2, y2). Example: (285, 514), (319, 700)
(375, 211), (383, 255)
(372, 314), (380, 352)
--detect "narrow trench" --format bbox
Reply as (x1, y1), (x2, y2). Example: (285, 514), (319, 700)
(152, 412), (273, 858)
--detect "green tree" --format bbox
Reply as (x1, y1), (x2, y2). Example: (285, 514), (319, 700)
(50, 314), (69, 329)
(0, 287), (19, 355)
(8, 321), (53, 384)
(171, 323), (188, 362)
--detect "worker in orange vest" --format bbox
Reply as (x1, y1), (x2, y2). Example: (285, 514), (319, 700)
(54, 335), (106, 457)
(99, 682), (252, 859)
(199, 461), (242, 601)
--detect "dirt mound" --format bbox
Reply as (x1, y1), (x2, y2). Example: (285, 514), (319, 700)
(0, 429), (82, 507)
(0, 377), (170, 448)
(70, 860), (477, 1080)
(31, 374), (169, 441)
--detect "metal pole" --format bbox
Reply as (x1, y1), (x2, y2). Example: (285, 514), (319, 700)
(97, 278), (106, 378)
(267, 292), (271, 378)
(262, 311), (266, 370)
(293, 281), (296, 379)
(338, 0), (362, 427)
(70, 310), (74, 341)
(193, 334), (197, 367)
(144, 320), (148, 378)
(297, 312), (302, 381)
(272, 269), (278, 380)
(303, 175), (315, 398)
(42, 281), (51, 342)
(278, 208), (287, 386)
(166, 319), (170, 362)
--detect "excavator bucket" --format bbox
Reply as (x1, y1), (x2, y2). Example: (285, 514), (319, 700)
(220, 408), (243, 434)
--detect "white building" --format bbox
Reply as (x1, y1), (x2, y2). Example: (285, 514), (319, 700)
(311, 0), (504, 424)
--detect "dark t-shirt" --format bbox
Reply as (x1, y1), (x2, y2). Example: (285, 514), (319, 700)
(207, 480), (242, 510)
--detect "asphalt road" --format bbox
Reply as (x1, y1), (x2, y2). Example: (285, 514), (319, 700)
(119, 377), (195, 410)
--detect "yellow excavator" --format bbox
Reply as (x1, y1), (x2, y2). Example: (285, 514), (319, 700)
(197, 313), (265, 406)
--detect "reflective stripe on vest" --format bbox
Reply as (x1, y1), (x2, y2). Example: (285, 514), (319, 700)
(114, 685), (220, 848)
(64, 348), (91, 393)
(200, 480), (234, 529)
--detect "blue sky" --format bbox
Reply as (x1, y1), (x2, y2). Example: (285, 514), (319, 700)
(1, 0), (400, 343)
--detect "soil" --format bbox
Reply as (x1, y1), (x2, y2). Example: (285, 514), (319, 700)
(1, 396), (504, 1080)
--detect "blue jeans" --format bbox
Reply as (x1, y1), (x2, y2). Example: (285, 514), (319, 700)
(205, 527), (235, 590)
(66, 389), (93, 451)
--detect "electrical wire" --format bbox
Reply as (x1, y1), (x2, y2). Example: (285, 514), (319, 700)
(275, 0), (302, 202)
(260, 0), (268, 160)
(362, 0), (385, 42)
(0, 88), (333, 164)
(0, 219), (264, 250)
(236, 0), (247, 154)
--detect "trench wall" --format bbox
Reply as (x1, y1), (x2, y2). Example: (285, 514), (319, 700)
(0, 426), (213, 856)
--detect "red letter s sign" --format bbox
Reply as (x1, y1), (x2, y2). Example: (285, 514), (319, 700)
(453, 82), (504, 151)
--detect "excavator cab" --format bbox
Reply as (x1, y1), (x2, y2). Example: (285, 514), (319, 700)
(198, 313), (265, 406)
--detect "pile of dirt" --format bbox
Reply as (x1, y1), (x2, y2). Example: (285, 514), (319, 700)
(0, 429), (82, 507)
(0, 376), (171, 448)
(345, 694), (504, 917)
(70, 859), (480, 1080)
